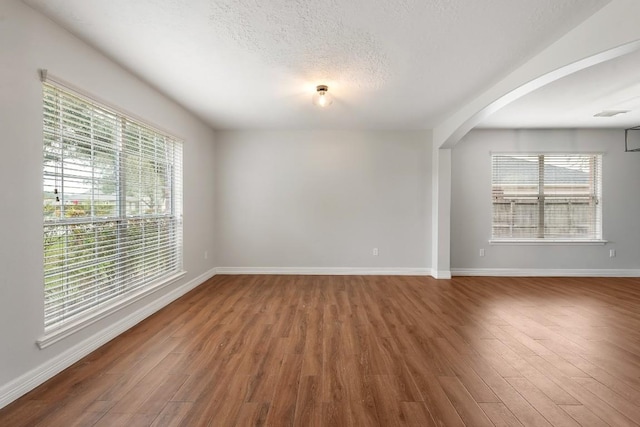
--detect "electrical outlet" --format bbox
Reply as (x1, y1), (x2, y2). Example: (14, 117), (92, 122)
(372, 248), (379, 256)
(479, 248), (485, 257)
(204, 251), (208, 260)
(609, 249), (616, 258)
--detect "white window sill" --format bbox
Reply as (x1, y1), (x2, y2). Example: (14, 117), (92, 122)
(489, 239), (607, 246)
(37, 271), (186, 349)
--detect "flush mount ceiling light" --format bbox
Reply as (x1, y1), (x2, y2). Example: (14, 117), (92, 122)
(312, 85), (333, 108)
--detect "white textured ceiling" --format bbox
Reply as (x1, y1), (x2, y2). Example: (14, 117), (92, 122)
(24, 0), (608, 130)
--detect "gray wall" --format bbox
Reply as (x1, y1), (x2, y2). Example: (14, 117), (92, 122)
(0, 0), (216, 390)
(214, 130), (432, 270)
(451, 129), (640, 271)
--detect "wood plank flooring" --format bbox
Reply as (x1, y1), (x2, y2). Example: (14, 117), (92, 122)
(2, 275), (640, 426)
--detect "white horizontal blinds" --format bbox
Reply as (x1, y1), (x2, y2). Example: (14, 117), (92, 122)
(542, 155), (601, 239)
(43, 82), (183, 332)
(492, 155), (540, 239)
(491, 154), (602, 240)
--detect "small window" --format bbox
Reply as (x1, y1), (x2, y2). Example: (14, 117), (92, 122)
(491, 154), (602, 241)
(43, 81), (183, 334)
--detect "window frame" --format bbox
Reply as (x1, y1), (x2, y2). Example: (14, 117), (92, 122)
(39, 77), (184, 348)
(489, 152), (605, 245)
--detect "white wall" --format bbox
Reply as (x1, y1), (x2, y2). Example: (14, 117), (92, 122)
(0, 0), (216, 403)
(214, 130), (431, 272)
(451, 129), (640, 273)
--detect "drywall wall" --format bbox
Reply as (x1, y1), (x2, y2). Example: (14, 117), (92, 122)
(0, 0), (216, 404)
(451, 129), (640, 273)
(214, 130), (431, 272)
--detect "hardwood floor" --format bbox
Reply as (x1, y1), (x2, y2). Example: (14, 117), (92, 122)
(2, 275), (640, 426)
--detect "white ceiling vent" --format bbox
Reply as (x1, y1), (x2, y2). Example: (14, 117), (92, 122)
(594, 110), (630, 117)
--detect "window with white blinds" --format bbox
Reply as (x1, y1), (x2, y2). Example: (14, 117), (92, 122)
(491, 154), (602, 241)
(43, 81), (183, 334)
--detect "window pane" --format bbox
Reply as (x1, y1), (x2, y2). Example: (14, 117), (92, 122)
(492, 198), (539, 239)
(492, 154), (601, 240)
(42, 82), (183, 333)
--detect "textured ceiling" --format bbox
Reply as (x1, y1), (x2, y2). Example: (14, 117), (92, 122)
(24, 0), (609, 130)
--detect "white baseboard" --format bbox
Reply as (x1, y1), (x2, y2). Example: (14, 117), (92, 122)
(451, 268), (640, 277)
(215, 266), (433, 276)
(0, 267), (217, 410)
(431, 270), (452, 279)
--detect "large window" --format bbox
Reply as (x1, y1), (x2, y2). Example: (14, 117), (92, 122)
(491, 154), (602, 241)
(43, 81), (183, 335)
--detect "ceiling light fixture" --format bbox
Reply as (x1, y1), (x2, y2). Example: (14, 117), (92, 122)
(312, 85), (333, 108)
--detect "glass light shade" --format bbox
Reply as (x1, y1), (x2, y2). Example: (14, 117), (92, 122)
(312, 85), (333, 107)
